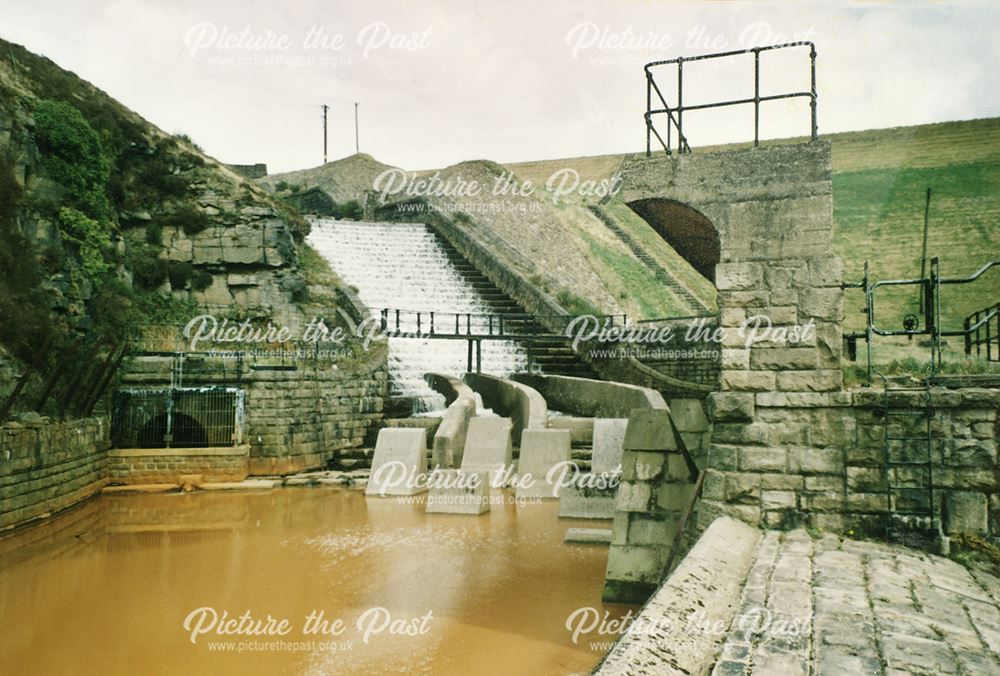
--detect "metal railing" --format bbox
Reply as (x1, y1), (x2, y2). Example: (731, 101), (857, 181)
(372, 308), (628, 339)
(843, 258), (1000, 382)
(111, 387), (245, 449)
(965, 302), (1000, 361)
(644, 42), (817, 156)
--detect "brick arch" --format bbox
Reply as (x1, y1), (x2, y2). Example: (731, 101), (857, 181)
(626, 198), (721, 283)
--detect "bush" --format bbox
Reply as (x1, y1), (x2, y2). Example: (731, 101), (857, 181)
(33, 99), (112, 220)
(167, 261), (193, 289)
(131, 254), (169, 289)
(57, 206), (112, 276)
(145, 221), (163, 245)
(160, 204), (211, 235)
(172, 132), (203, 152)
(334, 199), (363, 220)
(191, 269), (214, 291)
(0, 156), (56, 364)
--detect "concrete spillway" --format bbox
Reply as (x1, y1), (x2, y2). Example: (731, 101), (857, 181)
(307, 218), (529, 412)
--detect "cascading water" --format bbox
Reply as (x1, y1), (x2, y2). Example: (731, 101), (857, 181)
(307, 218), (529, 413)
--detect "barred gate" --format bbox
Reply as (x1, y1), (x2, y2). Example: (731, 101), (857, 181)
(111, 387), (245, 448)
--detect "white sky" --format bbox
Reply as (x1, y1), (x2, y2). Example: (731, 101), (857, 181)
(2, 0), (998, 173)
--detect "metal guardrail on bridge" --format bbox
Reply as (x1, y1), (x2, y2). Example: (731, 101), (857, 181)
(372, 307), (628, 340)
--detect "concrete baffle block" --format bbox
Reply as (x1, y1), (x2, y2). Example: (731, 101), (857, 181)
(365, 428), (428, 497)
(516, 428), (572, 499)
(425, 469), (491, 515)
(592, 418), (629, 474)
(460, 417), (513, 477)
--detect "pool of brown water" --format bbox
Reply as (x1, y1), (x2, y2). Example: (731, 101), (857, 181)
(0, 487), (633, 675)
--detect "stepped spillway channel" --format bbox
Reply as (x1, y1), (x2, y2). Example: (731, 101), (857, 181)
(307, 218), (528, 412)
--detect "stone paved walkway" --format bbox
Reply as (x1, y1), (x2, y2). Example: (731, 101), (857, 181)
(711, 530), (1000, 675)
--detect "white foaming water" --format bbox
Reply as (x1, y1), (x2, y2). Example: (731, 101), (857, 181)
(308, 219), (528, 412)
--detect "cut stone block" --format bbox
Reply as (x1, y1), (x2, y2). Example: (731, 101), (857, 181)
(592, 418), (629, 474)
(461, 417), (513, 477)
(623, 409), (678, 451)
(668, 399), (710, 432)
(425, 469), (490, 515)
(559, 483), (617, 519)
(516, 429), (572, 499)
(564, 528), (612, 544)
(365, 428), (428, 497)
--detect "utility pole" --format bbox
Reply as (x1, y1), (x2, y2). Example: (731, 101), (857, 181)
(354, 102), (359, 154)
(321, 104), (329, 164)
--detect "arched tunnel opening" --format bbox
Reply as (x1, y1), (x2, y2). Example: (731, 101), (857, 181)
(627, 198), (721, 283)
(138, 412), (209, 448)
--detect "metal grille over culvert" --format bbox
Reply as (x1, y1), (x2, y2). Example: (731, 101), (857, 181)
(111, 387), (245, 448)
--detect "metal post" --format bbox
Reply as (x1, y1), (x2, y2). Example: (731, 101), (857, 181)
(864, 262), (873, 384)
(322, 104), (329, 164)
(676, 58), (684, 152)
(467, 339), (473, 373)
(753, 49), (760, 147)
(810, 47), (818, 140)
(931, 257), (942, 370)
(430, 311), (435, 335)
(645, 72), (652, 158)
(986, 308), (993, 361)
(965, 315), (972, 356)
(476, 340), (482, 373)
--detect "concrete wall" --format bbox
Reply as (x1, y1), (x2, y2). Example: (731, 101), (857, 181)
(596, 516), (762, 675)
(425, 373), (477, 467)
(0, 417), (109, 532)
(512, 373), (667, 417)
(462, 372), (547, 444)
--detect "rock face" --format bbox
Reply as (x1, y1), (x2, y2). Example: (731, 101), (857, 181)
(0, 37), (312, 351)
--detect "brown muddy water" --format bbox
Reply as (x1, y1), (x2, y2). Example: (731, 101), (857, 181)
(0, 487), (633, 675)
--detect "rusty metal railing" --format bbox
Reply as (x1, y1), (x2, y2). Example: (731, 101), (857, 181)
(644, 42), (817, 156)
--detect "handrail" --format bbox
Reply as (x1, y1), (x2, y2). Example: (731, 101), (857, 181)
(644, 42), (817, 156)
(844, 258), (1000, 381)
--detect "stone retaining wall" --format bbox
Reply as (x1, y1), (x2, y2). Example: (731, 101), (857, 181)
(120, 348), (389, 476)
(699, 387), (1000, 538)
(0, 417), (109, 532)
(108, 446), (250, 485)
(245, 362), (387, 475)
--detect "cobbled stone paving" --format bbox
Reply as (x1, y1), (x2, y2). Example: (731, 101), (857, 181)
(712, 530), (1000, 675)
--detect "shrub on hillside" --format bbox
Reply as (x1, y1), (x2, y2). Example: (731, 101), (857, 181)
(33, 99), (112, 220)
(131, 254), (169, 290)
(160, 204), (211, 235)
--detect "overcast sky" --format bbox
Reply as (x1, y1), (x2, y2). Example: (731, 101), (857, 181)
(2, 1), (999, 173)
